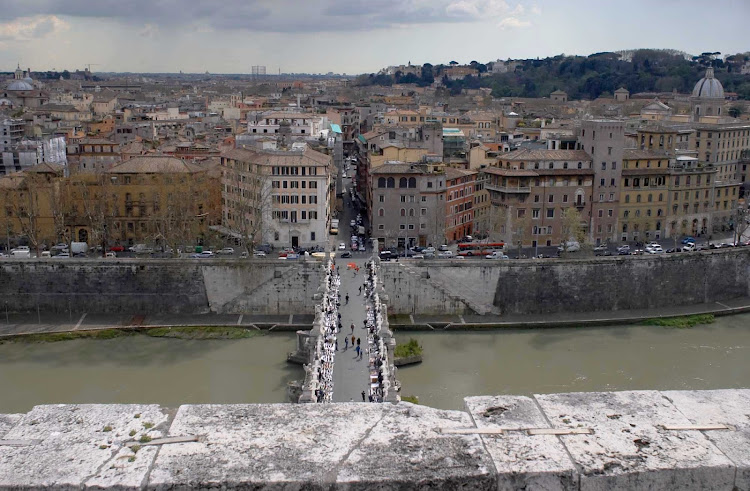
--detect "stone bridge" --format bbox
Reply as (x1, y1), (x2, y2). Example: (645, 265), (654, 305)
(0, 389), (747, 489)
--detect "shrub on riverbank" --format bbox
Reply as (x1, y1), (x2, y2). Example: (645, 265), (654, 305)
(1, 326), (264, 343)
(394, 338), (423, 358)
(401, 395), (419, 404)
(145, 326), (262, 340)
(642, 314), (715, 328)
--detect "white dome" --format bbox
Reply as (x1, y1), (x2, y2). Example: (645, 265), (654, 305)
(692, 67), (724, 99)
(7, 80), (33, 91)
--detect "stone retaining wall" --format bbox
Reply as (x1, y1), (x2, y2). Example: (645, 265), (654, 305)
(0, 389), (747, 489)
(0, 258), (325, 315)
(379, 248), (750, 315)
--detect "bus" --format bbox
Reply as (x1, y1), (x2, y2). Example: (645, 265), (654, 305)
(457, 242), (505, 257)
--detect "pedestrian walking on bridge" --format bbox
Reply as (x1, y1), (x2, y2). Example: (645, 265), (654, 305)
(345, 294), (349, 305)
(344, 337), (348, 350)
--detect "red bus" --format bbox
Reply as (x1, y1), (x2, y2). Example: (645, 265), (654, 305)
(457, 242), (505, 256)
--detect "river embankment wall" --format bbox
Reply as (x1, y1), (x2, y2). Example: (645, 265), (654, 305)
(378, 248), (750, 315)
(0, 389), (747, 489)
(0, 258), (325, 315)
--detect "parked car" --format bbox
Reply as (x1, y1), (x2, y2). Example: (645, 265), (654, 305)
(283, 253), (300, 260)
(682, 242), (697, 252)
(617, 245), (631, 255)
(438, 244), (450, 251)
(681, 237), (696, 244)
(40, 251), (51, 258)
(109, 245), (125, 252)
(358, 243), (366, 251)
(52, 252), (70, 259)
(423, 246), (436, 254)
(645, 244), (664, 254)
(339, 251), (352, 258)
(486, 251), (509, 259)
(105, 252), (117, 258)
(252, 250), (267, 257)
(10, 246), (30, 258)
(459, 235), (473, 243)
(217, 247), (235, 255)
(437, 250), (454, 258)
(338, 242), (346, 250)
(51, 243), (68, 252)
(557, 241), (581, 252)
(191, 251), (214, 258)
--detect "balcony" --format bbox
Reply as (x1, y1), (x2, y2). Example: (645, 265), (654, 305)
(485, 182), (531, 194)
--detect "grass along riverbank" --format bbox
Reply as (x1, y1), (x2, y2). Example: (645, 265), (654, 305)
(394, 338), (423, 358)
(641, 314), (715, 328)
(0, 326), (265, 344)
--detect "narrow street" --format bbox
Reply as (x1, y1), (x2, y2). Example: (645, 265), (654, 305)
(331, 258), (370, 402)
(329, 165), (371, 402)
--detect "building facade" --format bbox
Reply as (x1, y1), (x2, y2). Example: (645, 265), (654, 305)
(221, 145), (332, 249)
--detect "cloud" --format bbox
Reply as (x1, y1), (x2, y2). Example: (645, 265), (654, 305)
(138, 23), (159, 38)
(0, 15), (69, 42)
(531, 5), (542, 15)
(498, 16), (531, 29)
(0, 0), (531, 33)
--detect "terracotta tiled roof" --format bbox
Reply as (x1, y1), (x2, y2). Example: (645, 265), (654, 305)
(500, 149), (591, 161)
(107, 155), (204, 174)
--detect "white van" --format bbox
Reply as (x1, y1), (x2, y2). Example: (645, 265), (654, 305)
(11, 246), (31, 258)
(557, 241), (581, 252)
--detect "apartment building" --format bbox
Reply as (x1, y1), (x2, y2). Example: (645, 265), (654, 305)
(370, 162), (447, 249)
(483, 149), (594, 247)
(619, 150), (671, 241)
(221, 144), (332, 249)
(444, 167), (476, 241)
(578, 120), (625, 245)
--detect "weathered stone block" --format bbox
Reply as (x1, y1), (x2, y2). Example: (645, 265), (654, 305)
(535, 390), (736, 490)
(664, 389), (750, 490)
(465, 395), (578, 490)
(0, 404), (169, 488)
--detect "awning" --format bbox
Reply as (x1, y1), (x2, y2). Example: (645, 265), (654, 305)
(330, 123), (342, 134)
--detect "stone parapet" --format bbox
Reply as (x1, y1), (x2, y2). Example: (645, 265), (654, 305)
(0, 389), (747, 489)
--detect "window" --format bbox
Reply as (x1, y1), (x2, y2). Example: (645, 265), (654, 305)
(532, 209), (540, 218)
(601, 162), (606, 170)
(517, 209), (526, 218)
(598, 210), (603, 217)
(548, 195), (554, 203)
(563, 195), (568, 203)
(421, 208), (427, 216)
(625, 195), (630, 203)
(546, 208), (554, 218)
(600, 178), (605, 186)
(378, 209), (384, 217)
(399, 177), (407, 188)
(387, 177), (395, 188)
(534, 194), (540, 202)
(400, 209), (405, 217)
(378, 195), (384, 203)
(608, 209), (613, 217)
(612, 162), (616, 170)
(378, 224), (384, 230)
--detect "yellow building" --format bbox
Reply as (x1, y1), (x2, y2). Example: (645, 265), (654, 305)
(0, 156), (220, 253)
(620, 150), (671, 241)
(667, 155), (717, 238)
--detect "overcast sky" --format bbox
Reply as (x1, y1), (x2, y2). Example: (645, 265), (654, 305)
(0, 0), (747, 75)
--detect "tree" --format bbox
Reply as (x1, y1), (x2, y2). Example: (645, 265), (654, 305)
(47, 179), (75, 248)
(12, 175), (44, 256)
(728, 104), (744, 118)
(510, 210), (531, 258)
(560, 207), (585, 254)
(229, 170), (274, 256)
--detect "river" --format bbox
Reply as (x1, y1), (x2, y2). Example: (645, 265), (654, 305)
(1, 315), (748, 413)
(397, 314), (750, 409)
(0, 333), (302, 413)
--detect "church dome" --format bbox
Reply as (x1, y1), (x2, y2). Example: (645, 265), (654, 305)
(692, 67), (724, 99)
(6, 80), (33, 91)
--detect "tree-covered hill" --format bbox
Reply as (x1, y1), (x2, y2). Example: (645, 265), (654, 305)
(356, 50), (750, 100)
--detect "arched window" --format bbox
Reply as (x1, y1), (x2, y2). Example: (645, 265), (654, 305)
(656, 221), (662, 230)
(378, 177), (386, 188)
(408, 177), (416, 188)
(658, 193), (663, 201)
(519, 162), (525, 170)
(625, 195), (630, 203)
(409, 208), (415, 217)
(387, 177), (395, 188)
(624, 210), (630, 218)
(657, 209), (662, 217)
(399, 177), (407, 188)
(378, 208), (384, 217)
(647, 194), (652, 202)
(548, 162), (553, 169)
(400, 208), (405, 217)
(636, 195), (641, 203)
(647, 209), (652, 217)
(635, 210), (641, 217)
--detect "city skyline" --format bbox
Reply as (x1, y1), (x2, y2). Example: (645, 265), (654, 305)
(0, 0), (748, 75)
